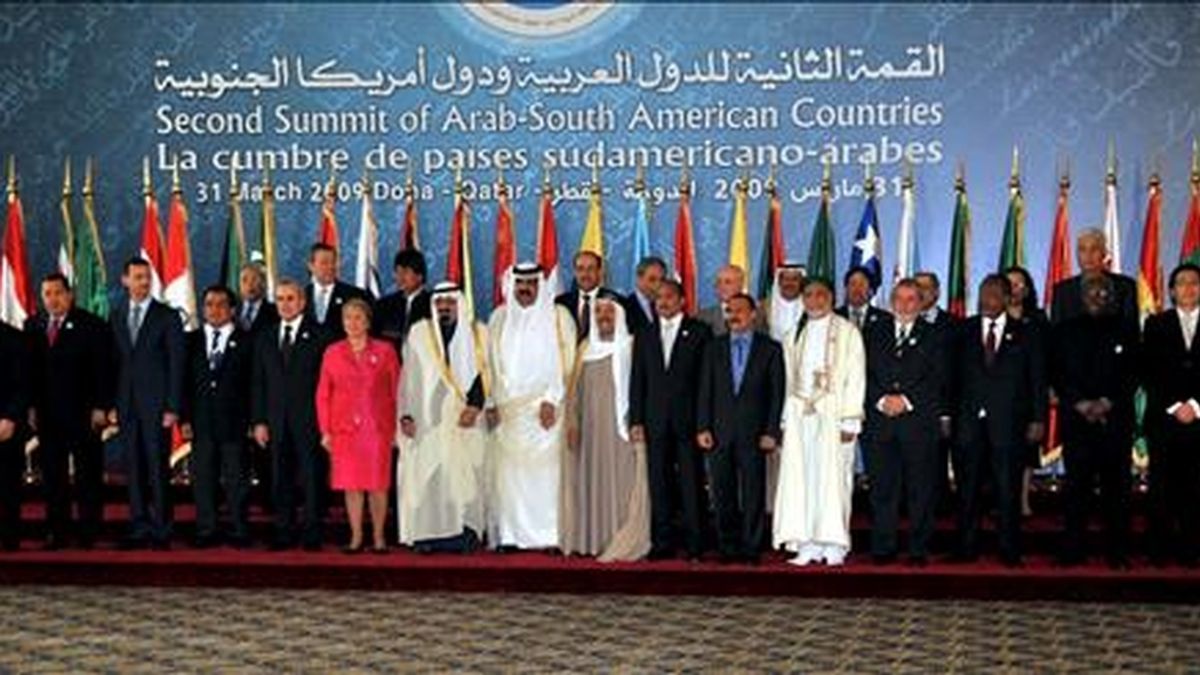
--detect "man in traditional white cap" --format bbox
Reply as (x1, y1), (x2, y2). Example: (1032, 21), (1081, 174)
(487, 263), (577, 549)
(773, 276), (866, 566)
(561, 293), (650, 561)
(397, 282), (489, 553)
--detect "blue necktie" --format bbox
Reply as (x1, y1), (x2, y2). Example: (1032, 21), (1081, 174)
(732, 336), (748, 395)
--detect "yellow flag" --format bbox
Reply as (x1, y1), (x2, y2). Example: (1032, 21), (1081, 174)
(579, 173), (604, 257)
(728, 175), (750, 290)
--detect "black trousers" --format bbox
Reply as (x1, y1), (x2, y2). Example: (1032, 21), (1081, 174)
(191, 438), (248, 539)
(122, 413), (172, 542)
(865, 423), (938, 558)
(1148, 427), (1200, 562)
(647, 426), (707, 556)
(1062, 427), (1131, 560)
(952, 423), (1023, 558)
(40, 432), (104, 541)
(0, 436), (23, 547)
(708, 439), (765, 558)
(270, 425), (326, 546)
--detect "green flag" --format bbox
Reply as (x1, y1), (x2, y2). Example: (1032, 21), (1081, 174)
(806, 185), (835, 283)
(998, 153), (1026, 270)
(219, 170), (247, 292)
(75, 160), (109, 317)
(947, 173), (971, 318)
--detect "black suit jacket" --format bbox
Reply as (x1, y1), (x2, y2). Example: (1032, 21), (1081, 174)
(237, 299), (278, 336)
(1050, 312), (1141, 443)
(629, 316), (712, 438)
(1050, 273), (1139, 325)
(304, 280), (373, 339)
(623, 291), (656, 335)
(373, 288), (431, 356)
(183, 327), (253, 443)
(24, 308), (112, 441)
(1142, 308), (1200, 444)
(110, 298), (185, 422)
(863, 315), (947, 440)
(0, 321), (29, 426)
(251, 317), (330, 449)
(835, 304), (891, 337)
(696, 331), (785, 447)
(952, 315), (1047, 449)
(555, 286), (616, 334)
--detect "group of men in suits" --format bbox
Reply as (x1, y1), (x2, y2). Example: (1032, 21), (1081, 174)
(1, 225), (1197, 569)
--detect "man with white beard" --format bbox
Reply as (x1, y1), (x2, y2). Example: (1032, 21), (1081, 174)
(773, 277), (866, 566)
(397, 282), (489, 553)
(760, 263), (806, 512)
(487, 263), (577, 549)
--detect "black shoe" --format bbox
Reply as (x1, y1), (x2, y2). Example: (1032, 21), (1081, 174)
(742, 554), (762, 566)
(268, 538), (292, 552)
(193, 534), (219, 549)
(718, 552), (741, 565)
(302, 540), (323, 552)
(906, 555), (929, 568)
(872, 553), (897, 566)
(76, 535), (95, 550)
(1, 539), (19, 552)
(946, 550), (979, 564)
(647, 547), (675, 561)
(227, 535), (252, 550)
(1106, 555), (1130, 571)
(43, 535), (65, 551)
(150, 539), (171, 552)
(117, 536), (148, 551)
(341, 543), (363, 555)
(1056, 553), (1085, 568)
(1000, 553), (1024, 569)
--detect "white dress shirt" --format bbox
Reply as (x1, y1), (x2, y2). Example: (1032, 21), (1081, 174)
(659, 314), (682, 368)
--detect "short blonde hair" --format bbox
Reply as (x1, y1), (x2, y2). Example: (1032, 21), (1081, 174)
(341, 297), (373, 322)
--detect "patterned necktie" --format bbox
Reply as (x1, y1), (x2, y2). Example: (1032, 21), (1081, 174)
(47, 317), (61, 347)
(985, 319), (998, 366)
(241, 302), (254, 331)
(129, 304), (143, 343)
(209, 329), (223, 370)
(317, 288), (330, 324)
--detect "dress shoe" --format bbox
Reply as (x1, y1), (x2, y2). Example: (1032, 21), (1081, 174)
(76, 534), (95, 550)
(646, 547), (675, 561)
(1106, 555), (1130, 571)
(117, 536), (148, 551)
(946, 550), (979, 564)
(226, 535), (252, 550)
(1056, 553), (1085, 568)
(872, 553), (897, 566)
(1000, 554), (1024, 569)
(193, 534), (219, 549)
(906, 555), (929, 568)
(150, 539), (171, 552)
(43, 535), (65, 551)
(302, 541), (323, 552)
(268, 538), (292, 552)
(341, 543), (363, 555)
(1, 539), (20, 552)
(718, 552), (741, 565)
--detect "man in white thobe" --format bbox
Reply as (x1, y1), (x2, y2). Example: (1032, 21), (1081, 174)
(487, 263), (576, 549)
(773, 276), (866, 566)
(397, 282), (488, 553)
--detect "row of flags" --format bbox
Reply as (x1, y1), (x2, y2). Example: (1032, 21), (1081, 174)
(4, 148), (1200, 334)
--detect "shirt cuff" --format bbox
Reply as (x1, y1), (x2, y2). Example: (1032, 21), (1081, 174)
(1191, 400), (1200, 418)
(839, 419), (861, 435)
(901, 396), (914, 413)
(1167, 402), (1182, 415)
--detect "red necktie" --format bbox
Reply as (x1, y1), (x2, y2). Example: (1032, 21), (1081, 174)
(47, 317), (61, 347)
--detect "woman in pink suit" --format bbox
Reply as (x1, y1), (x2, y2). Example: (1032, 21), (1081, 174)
(316, 298), (401, 553)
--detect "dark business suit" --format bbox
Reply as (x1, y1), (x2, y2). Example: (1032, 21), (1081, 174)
(555, 286), (615, 341)
(1050, 273), (1139, 325)
(110, 297), (185, 544)
(623, 290), (656, 335)
(696, 331), (785, 559)
(235, 298), (277, 504)
(862, 316), (947, 560)
(1143, 308), (1200, 564)
(252, 316), (331, 547)
(305, 280), (373, 339)
(183, 326), (253, 542)
(25, 308), (112, 545)
(629, 315), (712, 557)
(237, 298), (278, 336)
(835, 303), (891, 336)
(950, 315), (1047, 560)
(374, 287), (431, 358)
(0, 322), (29, 549)
(1050, 312), (1141, 562)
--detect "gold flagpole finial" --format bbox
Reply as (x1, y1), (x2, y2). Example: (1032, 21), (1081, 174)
(6, 156), (15, 195)
(404, 164), (414, 197)
(902, 154), (914, 190)
(590, 159), (601, 195)
(170, 154), (182, 194)
(1191, 138), (1200, 185)
(361, 160), (371, 191)
(766, 162), (777, 197)
(1009, 145), (1020, 189)
(679, 160), (691, 196)
(496, 159), (506, 197)
(1060, 155), (1071, 192)
(62, 157), (73, 198)
(635, 156), (646, 194)
(820, 157), (832, 194)
(1106, 139), (1117, 185)
(863, 159), (874, 194)
(954, 160), (966, 193)
(325, 165), (337, 199)
(142, 156), (153, 196)
(229, 163), (239, 198)
(453, 161), (463, 196)
(84, 157), (95, 197)
(262, 164), (272, 190)
(737, 165), (749, 194)
(542, 161), (552, 194)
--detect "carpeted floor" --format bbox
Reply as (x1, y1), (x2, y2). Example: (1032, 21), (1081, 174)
(0, 586), (1196, 672)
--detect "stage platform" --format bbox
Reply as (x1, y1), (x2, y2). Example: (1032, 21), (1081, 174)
(1, 499), (1198, 603)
